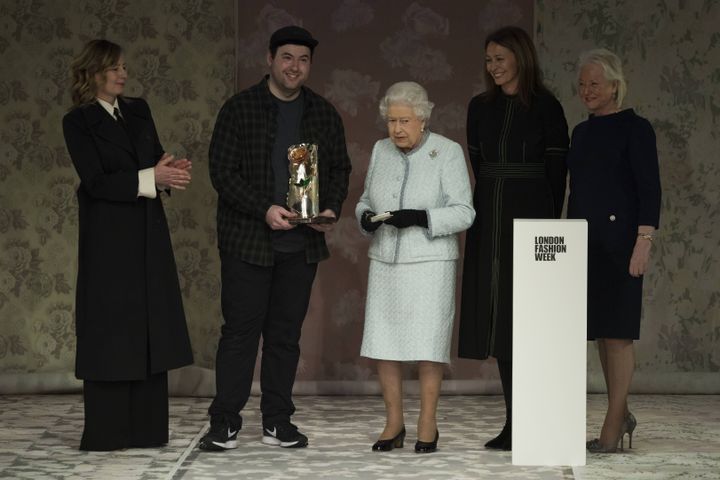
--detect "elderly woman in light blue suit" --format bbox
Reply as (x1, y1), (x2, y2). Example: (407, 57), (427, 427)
(357, 81), (475, 454)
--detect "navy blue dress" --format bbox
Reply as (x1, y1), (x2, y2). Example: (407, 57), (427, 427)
(567, 109), (661, 340)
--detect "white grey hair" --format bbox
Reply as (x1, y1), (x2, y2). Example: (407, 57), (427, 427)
(378, 81), (434, 122)
(578, 48), (627, 108)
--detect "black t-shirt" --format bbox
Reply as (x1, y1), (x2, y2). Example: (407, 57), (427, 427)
(270, 92), (305, 252)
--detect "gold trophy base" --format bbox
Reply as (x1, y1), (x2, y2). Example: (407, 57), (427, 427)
(288, 216), (337, 225)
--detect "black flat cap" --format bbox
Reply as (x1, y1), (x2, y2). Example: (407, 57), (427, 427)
(269, 25), (318, 53)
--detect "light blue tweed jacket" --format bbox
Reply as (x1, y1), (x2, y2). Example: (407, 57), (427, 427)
(356, 132), (475, 264)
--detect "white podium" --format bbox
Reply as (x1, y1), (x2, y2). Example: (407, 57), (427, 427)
(512, 219), (587, 466)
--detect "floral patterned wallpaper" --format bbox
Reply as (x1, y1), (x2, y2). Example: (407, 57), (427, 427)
(234, 0), (533, 392)
(0, 0), (235, 392)
(1, 0), (717, 394)
(537, 0), (720, 390)
(0, 0), (533, 394)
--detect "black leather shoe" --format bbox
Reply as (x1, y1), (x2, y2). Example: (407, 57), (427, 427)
(485, 423), (511, 451)
(372, 426), (406, 451)
(414, 430), (439, 453)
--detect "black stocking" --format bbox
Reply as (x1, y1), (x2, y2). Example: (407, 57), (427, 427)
(485, 359), (512, 450)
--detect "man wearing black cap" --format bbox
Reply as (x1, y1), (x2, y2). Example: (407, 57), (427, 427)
(200, 25), (351, 451)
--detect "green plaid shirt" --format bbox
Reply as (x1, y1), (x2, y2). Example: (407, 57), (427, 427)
(209, 77), (351, 266)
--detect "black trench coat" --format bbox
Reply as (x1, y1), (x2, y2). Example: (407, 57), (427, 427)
(62, 97), (193, 381)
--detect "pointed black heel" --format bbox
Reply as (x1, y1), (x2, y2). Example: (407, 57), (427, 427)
(414, 430), (439, 453)
(372, 426), (406, 452)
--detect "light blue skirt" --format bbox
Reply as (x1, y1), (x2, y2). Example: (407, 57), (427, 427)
(360, 259), (457, 363)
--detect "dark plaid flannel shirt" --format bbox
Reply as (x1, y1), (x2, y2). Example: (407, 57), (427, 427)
(209, 76), (352, 266)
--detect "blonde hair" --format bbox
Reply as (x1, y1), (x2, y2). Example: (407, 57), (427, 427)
(578, 48), (627, 108)
(379, 81), (434, 122)
(70, 39), (123, 107)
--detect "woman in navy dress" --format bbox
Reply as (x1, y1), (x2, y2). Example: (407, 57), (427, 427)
(567, 49), (661, 453)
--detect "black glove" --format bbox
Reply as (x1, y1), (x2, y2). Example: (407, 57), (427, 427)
(361, 210), (382, 232)
(383, 209), (428, 229)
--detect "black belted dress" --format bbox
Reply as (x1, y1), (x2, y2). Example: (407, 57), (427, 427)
(458, 91), (569, 361)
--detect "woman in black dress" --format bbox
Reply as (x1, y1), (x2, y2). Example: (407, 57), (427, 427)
(567, 49), (661, 453)
(458, 26), (569, 451)
(63, 39), (194, 450)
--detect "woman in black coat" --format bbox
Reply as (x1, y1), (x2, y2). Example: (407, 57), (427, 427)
(568, 49), (661, 453)
(458, 26), (569, 451)
(62, 39), (194, 451)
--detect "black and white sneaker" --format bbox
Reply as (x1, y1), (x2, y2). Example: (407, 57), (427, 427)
(198, 421), (240, 451)
(262, 421), (308, 448)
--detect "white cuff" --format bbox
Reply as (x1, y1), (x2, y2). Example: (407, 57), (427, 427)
(138, 168), (157, 199)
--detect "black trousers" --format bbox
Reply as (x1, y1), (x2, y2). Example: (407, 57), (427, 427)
(209, 251), (317, 429)
(80, 372), (168, 451)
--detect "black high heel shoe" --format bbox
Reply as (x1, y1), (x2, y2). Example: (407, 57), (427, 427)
(414, 430), (439, 453)
(372, 426), (406, 452)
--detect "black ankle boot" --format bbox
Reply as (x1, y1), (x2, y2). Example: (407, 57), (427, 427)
(484, 422), (511, 451)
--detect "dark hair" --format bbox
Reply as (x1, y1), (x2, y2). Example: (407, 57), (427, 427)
(482, 26), (547, 106)
(70, 39), (123, 107)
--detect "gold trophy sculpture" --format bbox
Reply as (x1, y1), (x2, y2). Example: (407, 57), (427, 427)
(287, 143), (333, 224)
